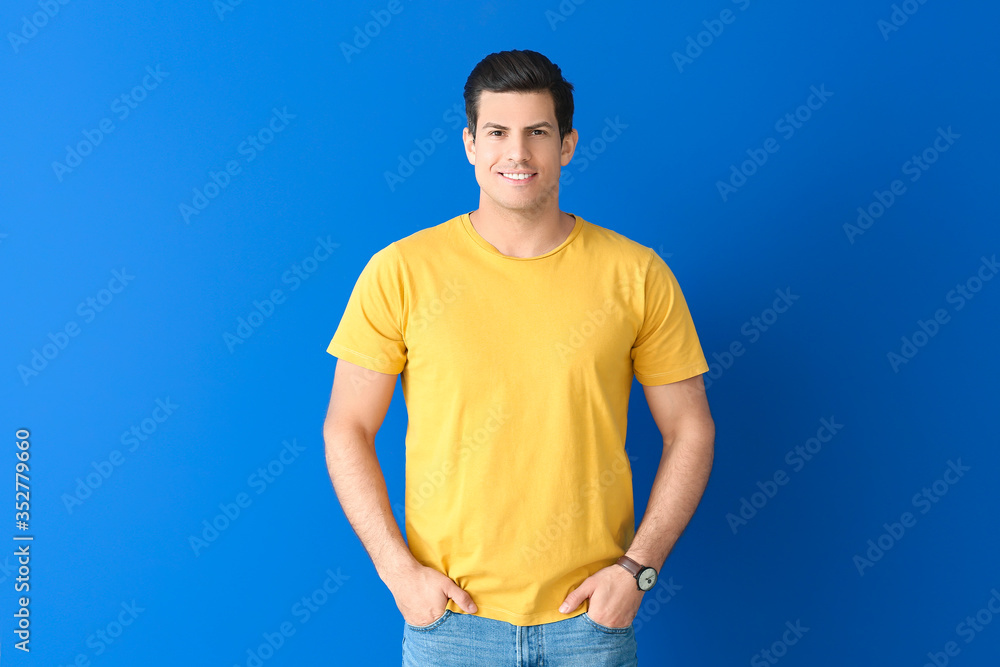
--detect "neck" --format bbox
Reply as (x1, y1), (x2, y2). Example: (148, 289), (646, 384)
(470, 197), (574, 258)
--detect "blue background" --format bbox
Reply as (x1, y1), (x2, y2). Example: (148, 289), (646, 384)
(2, 0), (998, 664)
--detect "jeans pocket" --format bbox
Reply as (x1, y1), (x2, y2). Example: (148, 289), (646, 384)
(582, 612), (633, 634)
(405, 609), (452, 631)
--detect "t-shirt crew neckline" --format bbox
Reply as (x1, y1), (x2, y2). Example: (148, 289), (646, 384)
(460, 211), (584, 261)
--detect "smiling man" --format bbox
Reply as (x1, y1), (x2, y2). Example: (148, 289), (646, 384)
(323, 49), (715, 666)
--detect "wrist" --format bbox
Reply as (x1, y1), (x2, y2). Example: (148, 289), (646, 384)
(376, 547), (421, 589)
(612, 560), (641, 588)
(624, 549), (663, 572)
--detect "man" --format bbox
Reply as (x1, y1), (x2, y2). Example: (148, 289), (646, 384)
(323, 49), (714, 666)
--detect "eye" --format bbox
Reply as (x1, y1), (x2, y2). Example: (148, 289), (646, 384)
(532, 129), (547, 135)
(488, 130), (504, 137)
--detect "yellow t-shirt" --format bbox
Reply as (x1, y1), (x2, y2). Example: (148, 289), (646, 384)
(326, 211), (709, 626)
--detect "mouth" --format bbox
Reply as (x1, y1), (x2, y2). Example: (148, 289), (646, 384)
(498, 171), (538, 184)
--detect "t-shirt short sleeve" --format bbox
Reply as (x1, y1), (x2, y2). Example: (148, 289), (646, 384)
(631, 250), (709, 385)
(326, 244), (407, 375)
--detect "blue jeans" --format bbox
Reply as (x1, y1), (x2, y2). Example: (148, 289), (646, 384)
(401, 610), (638, 666)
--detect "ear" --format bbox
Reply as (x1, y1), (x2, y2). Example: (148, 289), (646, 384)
(560, 128), (578, 167)
(463, 126), (476, 166)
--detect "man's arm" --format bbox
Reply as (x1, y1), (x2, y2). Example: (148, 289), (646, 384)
(558, 373), (714, 623)
(323, 358), (477, 623)
(323, 358), (411, 581)
(625, 372), (715, 571)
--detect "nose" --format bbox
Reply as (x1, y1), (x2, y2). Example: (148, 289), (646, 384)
(506, 134), (531, 163)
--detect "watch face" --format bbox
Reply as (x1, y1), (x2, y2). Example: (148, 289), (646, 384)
(638, 567), (657, 591)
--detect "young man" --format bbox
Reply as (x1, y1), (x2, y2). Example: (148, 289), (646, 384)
(323, 49), (715, 666)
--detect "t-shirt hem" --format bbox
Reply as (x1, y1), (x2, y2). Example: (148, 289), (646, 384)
(635, 359), (710, 386)
(326, 340), (402, 375)
(445, 599), (587, 626)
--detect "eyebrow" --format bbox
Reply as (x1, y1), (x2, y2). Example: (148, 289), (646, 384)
(481, 121), (555, 131)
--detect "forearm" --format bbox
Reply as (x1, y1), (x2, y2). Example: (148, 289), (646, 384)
(324, 424), (418, 587)
(625, 429), (715, 571)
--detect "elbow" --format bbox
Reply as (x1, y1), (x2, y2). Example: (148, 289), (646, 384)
(664, 414), (715, 449)
(323, 417), (375, 460)
(662, 418), (715, 468)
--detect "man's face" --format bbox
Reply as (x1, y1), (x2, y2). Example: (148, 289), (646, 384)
(463, 90), (577, 217)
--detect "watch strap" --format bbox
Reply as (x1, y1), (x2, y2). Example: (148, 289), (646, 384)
(616, 555), (642, 577)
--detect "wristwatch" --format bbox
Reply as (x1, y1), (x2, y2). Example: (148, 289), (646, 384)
(616, 555), (657, 591)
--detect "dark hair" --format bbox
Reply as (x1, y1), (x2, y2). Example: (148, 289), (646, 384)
(463, 49), (575, 143)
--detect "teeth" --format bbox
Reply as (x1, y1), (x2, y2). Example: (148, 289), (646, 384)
(501, 173), (533, 180)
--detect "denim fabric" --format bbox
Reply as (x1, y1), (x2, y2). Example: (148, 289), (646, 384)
(401, 609), (638, 666)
